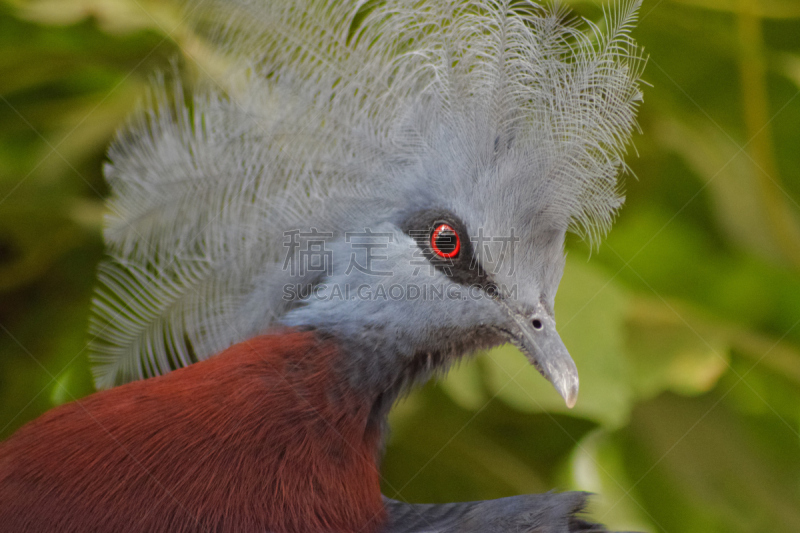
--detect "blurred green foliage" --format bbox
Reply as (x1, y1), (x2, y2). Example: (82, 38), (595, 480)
(1, 0), (799, 531)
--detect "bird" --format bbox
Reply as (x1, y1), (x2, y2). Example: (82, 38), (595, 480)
(0, 0), (643, 531)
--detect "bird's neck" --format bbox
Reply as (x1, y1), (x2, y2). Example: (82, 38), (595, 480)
(316, 325), (506, 431)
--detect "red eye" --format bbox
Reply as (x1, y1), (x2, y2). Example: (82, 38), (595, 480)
(431, 223), (460, 258)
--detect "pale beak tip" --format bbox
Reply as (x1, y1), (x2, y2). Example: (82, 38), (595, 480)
(558, 377), (579, 409)
(565, 388), (578, 409)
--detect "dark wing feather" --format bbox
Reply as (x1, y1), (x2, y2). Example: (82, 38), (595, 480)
(382, 492), (614, 533)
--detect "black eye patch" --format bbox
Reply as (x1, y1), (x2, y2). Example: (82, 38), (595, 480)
(399, 209), (496, 293)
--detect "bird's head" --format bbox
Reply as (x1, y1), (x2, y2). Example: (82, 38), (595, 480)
(91, 0), (643, 411)
(275, 129), (580, 407)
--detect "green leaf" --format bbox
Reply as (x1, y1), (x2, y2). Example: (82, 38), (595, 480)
(625, 297), (730, 398)
(620, 392), (800, 533)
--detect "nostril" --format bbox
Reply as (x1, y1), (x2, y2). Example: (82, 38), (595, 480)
(532, 318), (543, 330)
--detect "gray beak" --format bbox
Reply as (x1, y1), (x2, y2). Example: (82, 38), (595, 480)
(501, 302), (579, 408)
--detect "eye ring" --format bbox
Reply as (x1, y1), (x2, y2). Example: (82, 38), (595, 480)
(431, 223), (461, 258)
